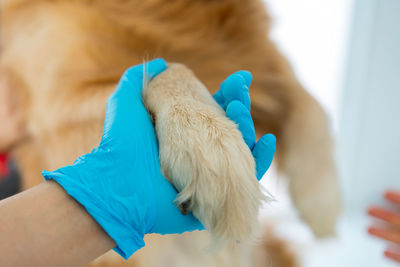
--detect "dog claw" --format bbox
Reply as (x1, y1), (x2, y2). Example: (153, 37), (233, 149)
(178, 199), (191, 215)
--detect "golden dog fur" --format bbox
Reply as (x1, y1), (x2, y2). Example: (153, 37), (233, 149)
(0, 0), (341, 266)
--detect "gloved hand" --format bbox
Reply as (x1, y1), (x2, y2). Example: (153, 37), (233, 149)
(43, 58), (276, 259)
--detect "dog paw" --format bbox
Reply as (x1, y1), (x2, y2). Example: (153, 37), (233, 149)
(143, 63), (268, 244)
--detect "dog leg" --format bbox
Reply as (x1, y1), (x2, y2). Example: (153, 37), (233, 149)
(250, 73), (341, 237)
(282, 90), (342, 237)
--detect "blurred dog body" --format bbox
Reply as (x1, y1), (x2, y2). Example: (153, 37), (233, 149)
(0, 0), (341, 266)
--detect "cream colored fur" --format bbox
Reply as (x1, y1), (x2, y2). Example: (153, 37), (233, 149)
(143, 63), (266, 244)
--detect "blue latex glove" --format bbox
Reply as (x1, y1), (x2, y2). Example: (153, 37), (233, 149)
(43, 59), (276, 260)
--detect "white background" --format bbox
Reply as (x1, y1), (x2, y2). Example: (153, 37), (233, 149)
(261, 0), (400, 266)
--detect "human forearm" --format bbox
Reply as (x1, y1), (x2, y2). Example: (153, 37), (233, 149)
(0, 181), (115, 267)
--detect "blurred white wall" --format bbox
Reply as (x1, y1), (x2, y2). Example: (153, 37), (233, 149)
(337, 1), (400, 266)
(340, 0), (400, 216)
(263, 0), (400, 266)
(265, 0), (352, 131)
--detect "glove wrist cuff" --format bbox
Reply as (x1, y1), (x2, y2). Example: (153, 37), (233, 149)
(42, 161), (146, 259)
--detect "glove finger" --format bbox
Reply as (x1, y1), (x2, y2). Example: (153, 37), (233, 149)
(104, 59), (166, 136)
(150, 177), (204, 234)
(124, 58), (167, 92)
(111, 58), (167, 103)
(213, 72), (251, 111)
(235, 70), (252, 87)
(151, 201), (204, 234)
(252, 134), (276, 180)
(226, 100), (256, 150)
(155, 206), (204, 234)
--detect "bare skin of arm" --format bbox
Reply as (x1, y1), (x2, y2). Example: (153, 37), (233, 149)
(368, 190), (400, 263)
(0, 181), (115, 267)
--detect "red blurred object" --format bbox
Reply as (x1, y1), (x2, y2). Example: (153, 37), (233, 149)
(0, 154), (9, 177)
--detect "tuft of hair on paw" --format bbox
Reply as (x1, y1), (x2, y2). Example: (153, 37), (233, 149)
(170, 141), (272, 249)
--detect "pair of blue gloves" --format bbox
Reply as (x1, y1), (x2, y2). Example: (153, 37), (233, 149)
(43, 59), (276, 259)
